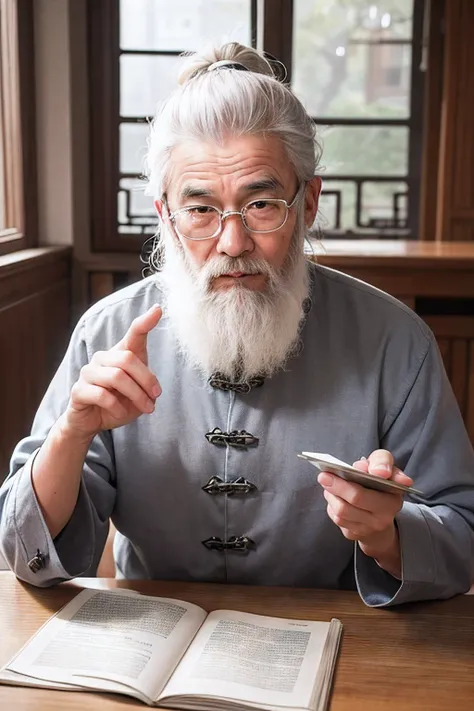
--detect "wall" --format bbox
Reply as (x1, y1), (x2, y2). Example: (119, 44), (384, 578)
(34, 0), (74, 247)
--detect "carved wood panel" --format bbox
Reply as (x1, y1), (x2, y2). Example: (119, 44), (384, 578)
(424, 316), (474, 443)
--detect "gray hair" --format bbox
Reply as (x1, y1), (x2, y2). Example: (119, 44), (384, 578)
(144, 42), (322, 200)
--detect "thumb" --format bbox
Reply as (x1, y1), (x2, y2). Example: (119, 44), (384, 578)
(114, 305), (162, 360)
(353, 458), (413, 487)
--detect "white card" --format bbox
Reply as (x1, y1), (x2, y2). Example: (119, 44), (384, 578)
(298, 452), (423, 496)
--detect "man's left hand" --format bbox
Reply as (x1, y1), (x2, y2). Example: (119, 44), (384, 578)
(317, 449), (413, 578)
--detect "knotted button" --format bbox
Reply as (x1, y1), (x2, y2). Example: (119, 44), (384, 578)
(27, 549), (46, 573)
(302, 296), (312, 315)
(202, 536), (256, 552)
(202, 476), (257, 496)
(208, 372), (265, 393)
(205, 427), (259, 448)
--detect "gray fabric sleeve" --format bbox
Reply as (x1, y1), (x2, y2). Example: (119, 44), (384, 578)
(355, 337), (474, 606)
(0, 320), (116, 587)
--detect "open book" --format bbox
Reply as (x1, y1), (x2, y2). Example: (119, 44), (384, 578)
(0, 588), (342, 711)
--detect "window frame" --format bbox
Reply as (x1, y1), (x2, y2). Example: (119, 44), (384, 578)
(88, 0), (426, 252)
(291, 0), (425, 238)
(0, 0), (37, 257)
(88, 0), (259, 253)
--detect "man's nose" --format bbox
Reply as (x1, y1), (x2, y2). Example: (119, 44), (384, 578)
(216, 213), (255, 257)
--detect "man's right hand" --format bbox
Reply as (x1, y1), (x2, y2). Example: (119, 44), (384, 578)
(63, 305), (163, 441)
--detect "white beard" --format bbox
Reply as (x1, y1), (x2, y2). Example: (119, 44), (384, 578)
(157, 222), (310, 382)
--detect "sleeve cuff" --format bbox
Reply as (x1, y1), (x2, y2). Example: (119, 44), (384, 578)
(355, 502), (437, 607)
(1, 452), (94, 587)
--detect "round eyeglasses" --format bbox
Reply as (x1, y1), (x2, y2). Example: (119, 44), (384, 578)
(166, 184), (304, 241)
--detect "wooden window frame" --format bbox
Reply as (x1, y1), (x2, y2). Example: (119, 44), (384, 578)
(88, 0), (260, 253)
(292, 0), (425, 239)
(88, 0), (427, 252)
(0, 0), (37, 257)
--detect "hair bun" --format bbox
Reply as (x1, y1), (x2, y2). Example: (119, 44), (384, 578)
(178, 42), (279, 85)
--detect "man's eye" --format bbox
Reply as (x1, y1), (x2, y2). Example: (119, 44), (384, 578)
(188, 206), (214, 215)
(248, 201), (280, 214)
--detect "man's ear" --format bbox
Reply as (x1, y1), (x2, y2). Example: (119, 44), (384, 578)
(304, 177), (322, 229)
(154, 199), (163, 219)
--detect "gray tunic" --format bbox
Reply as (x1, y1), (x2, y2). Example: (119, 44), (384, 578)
(1, 263), (474, 606)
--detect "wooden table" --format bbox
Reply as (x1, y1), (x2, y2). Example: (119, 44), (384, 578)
(1, 572), (474, 711)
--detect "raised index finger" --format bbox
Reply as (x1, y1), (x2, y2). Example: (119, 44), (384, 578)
(114, 305), (162, 359)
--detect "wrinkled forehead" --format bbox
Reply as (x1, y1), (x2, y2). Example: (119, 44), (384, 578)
(165, 134), (298, 201)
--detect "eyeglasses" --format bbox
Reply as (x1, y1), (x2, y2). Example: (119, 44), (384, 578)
(165, 184), (304, 241)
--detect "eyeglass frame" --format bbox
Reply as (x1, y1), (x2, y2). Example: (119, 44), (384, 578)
(162, 182), (306, 242)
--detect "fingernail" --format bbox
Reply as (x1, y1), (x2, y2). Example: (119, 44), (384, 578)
(146, 401), (155, 413)
(360, 456), (367, 461)
(152, 384), (161, 398)
(372, 464), (392, 473)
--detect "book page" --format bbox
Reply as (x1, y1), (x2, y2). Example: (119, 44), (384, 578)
(4, 588), (207, 703)
(160, 609), (331, 708)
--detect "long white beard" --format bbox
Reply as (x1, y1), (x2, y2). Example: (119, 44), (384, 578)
(157, 221), (310, 382)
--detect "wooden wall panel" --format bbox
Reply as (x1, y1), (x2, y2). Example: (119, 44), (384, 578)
(423, 316), (474, 442)
(0, 247), (71, 480)
(87, 270), (132, 306)
(451, 221), (474, 243)
(468, 340), (474, 439)
(89, 272), (115, 302)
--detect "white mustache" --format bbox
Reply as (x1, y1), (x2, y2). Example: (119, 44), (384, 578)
(199, 257), (275, 287)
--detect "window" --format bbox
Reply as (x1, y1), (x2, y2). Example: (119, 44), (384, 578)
(0, 0), (36, 257)
(89, 0), (424, 251)
(90, 0), (256, 252)
(292, 0), (424, 237)
(118, 0), (253, 239)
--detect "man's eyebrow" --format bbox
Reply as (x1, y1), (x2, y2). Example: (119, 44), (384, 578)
(179, 176), (284, 200)
(180, 185), (213, 199)
(244, 177), (284, 193)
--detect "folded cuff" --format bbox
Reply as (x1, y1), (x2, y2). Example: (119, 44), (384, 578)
(355, 502), (436, 607)
(1, 451), (94, 587)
